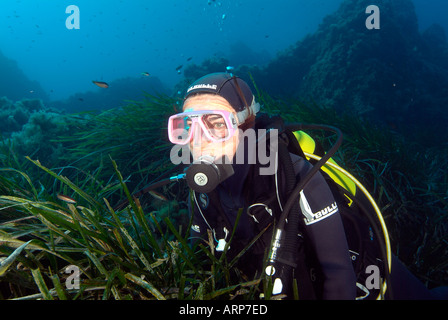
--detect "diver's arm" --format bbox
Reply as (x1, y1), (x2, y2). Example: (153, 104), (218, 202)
(292, 154), (356, 300)
(303, 207), (356, 299)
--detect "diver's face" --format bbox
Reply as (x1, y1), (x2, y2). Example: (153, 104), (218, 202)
(182, 94), (240, 161)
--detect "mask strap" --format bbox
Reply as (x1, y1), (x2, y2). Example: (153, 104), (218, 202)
(227, 72), (260, 124)
(227, 67), (250, 110)
(235, 97), (260, 124)
(231, 75), (249, 108)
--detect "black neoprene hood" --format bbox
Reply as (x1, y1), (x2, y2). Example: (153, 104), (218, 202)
(184, 72), (254, 112)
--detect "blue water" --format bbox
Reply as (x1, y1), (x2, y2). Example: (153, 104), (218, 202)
(0, 0), (447, 102)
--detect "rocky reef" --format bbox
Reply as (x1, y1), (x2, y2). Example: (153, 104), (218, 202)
(253, 0), (448, 128)
(0, 50), (48, 102)
(183, 0), (448, 145)
(0, 96), (74, 165)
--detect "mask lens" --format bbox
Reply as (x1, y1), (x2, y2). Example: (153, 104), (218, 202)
(202, 113), (229, 140)
(170, 115), (193, 144)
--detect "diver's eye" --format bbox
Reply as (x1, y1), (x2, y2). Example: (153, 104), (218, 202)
(203, 115), (226, 128)
(211, 121), (226, 129)
(202, 114), (229, 139)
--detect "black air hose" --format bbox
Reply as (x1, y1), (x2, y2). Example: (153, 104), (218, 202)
(268, 131), (313, 297)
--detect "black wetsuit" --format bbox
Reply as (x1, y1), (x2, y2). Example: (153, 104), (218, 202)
(187, 149), (448, 300)
(189, 153), (357, 300)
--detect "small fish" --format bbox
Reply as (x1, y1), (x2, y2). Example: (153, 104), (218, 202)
(148, 191), (167, 202)
(141, 72), (150, 77)
(186, 57), (192, 61)
(92, 81), (109, 88)
(57, 194), (77, 204)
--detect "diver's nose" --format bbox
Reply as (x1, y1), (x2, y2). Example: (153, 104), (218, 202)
(192, 123), (210, 147)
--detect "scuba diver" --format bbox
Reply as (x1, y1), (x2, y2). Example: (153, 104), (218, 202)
(165, 71), (447, 300)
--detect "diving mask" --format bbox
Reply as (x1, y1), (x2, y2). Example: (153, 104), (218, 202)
(168, 100), (260, 145)
(168, 109), (238, 145)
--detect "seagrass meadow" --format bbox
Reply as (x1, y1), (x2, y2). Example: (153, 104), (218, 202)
(0, 90), (447, 300)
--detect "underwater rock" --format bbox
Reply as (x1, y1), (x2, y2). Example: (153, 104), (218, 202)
(0, 96), (79, 166)
(230, 0), (448, 142)
(420, 24), (448, 69)
(0, 50), (49, 102)
(0, 97), (46, 136)
(422, 24), (447, 46)
(10, 109), (75, 165)
(258, 0), (420, 114)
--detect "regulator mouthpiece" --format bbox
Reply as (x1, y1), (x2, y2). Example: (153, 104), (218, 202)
(185, 155), (234, 193)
